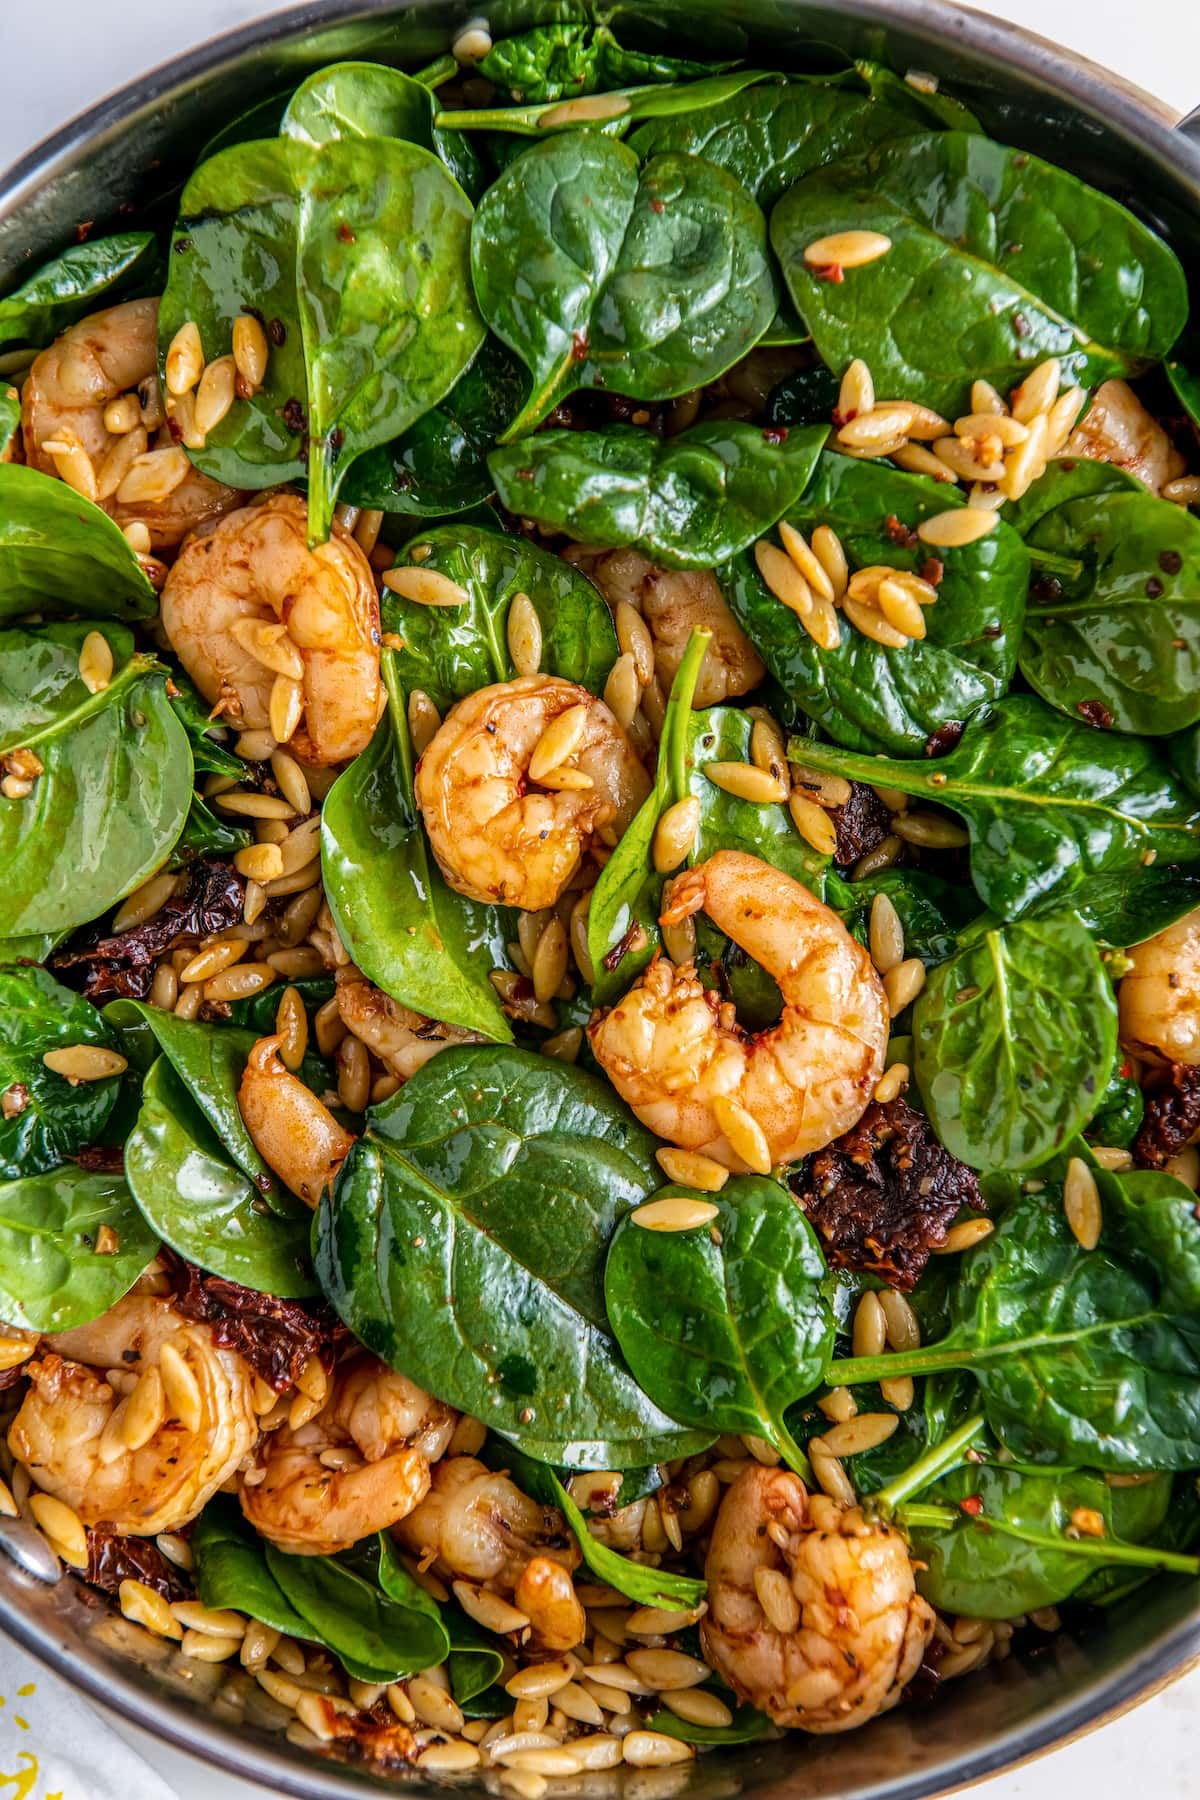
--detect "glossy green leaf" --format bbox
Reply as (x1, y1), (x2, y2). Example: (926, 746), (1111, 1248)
(192, 1500), (313, 1637)
(606, 1176), (833, 1470)
(472, 135), (777, 438)
(913, 911), (1118, 1171)
(0, 623), (192, 936)
(1086, 1064), (1144, 1151)
(725, 455), (1029, 754)
(0, 463), (157, 622)
(650, 1702), (774, 1745)
(489, 422), (826, 569)
(827, 868), (976, 967)
(0, 388), (18, 460)
(320, 659), (511, 1040)
(167, 675), (246, 779)
(438, 71), (773, 138)
(1166, 342), (1200, 439)
(383, 522), (618, 712)
(315, 1044), (708, 1468)
(477, 21), (736, 105)
(0, 232), (156, 351)
(0, 963), (125, 1177)
(1048, 867), (1200, 948)
(280, 59), (485, 200)
(0, 1165), (156, 1331)
(266, 1543), (448, 1682)
(772, 131), (1188, 417)
(787, 695), (1200, 921)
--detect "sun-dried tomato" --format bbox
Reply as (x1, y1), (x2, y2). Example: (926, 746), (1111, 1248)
(166, 1253), (342, 1393)
(1132, 1061), (1200, 1169)
(827, 783), (892, 866)
(87, 1526), (191, 1602)
(50, 859), (245, 1002)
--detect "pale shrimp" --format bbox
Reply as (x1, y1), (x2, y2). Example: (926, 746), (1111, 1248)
(21, 297), (239, 548)
(160, 491), (382, 765)
(240, 1352), (455, 1555)
(7, 1294), (257, 1536)
(395, 1455), (587, 1649)
(570, 546), (765, 705)
(702, 1464), (934, 1733)
(589, 850), (887, 1168)
(1067, 378), (1186, 496)
(238, 1034), (355, 1205)
(415, 675), (650, 911)
(335, 976), (483, 1083)
(1118, 905), (1200, 1065)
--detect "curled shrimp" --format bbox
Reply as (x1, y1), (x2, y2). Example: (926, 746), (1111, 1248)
(240, 1352), (455, 1555)
(7, 1294), (257, 1536)
(160, 491), (381, 765)
(572, 546), (765, 705)
(1067, 379), (1185, 496)
(395, 1454), (586, 1649)
(21, 297), (239, 549)
(336, 976), (483, 1083)
(415, 675), (649, 911)
(702, 1464), (934, 1733)
(589, 849), (887, 1167)
(1118, 905), (1200, 1064)
(238, 1035), (355, 1205)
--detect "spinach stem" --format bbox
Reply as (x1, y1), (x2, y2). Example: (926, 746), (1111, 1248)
(826, 1344), (976, 1384)
(897, 1504), (1200, 1577)
(1027, 547), (1085, 580)
(868, 1413), (986, 1513)
(413, 54), (458, 89)
(774, 1422), (813, 1485)
(667, 628), (712, 806)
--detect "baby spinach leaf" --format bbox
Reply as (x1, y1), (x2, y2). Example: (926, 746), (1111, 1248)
(650, 1703), (774, 1745)
(488, 422), (826, 569)
(316, 1044), (707, 1468)
(1166, 343), (1200, 438)
(827, 1161), (1200, 1470)
(1086, 1064), (1143, 1151)
(0, 388), (18, 461)
(472, 135), (777, 439)
(266, 1543), (448, 1682)
(477, 21), (735, 105)
(124, 1057), (316, 1299)
(0, 1165), (156, 1331)
(192, 1500), (313, 1637)
(0, 963), (125, 1177)
(362, 1532), (453, 1655)
(827, 868), (976, 967)
(167, 675), (245, 780)
(439, 72), (772, 139)
(773, 131), (1188, 417)
(0, 232), (157, 351)
(787, 695), (1200, 922)
(280, 59), (485, 200)
(342, 336), (524, 516)
(725, 455), (1028, 755)
(913, 911), (1118, 1171)
(320, 657), (511, 1041)
(1018, 482), (1200, 734)
(383, 523), (618, 712)
(0, 463), (157, 622)
(606, 1176), (833, 1472)
(0, 623), (192, 937)
(1049, 866), (1200, 948)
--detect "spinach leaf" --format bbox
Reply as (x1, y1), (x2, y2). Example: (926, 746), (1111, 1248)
(772, 132), (1188, 417)
(0, 233), (156, 351)
(1166, 344), (1200, 438)
(320, 657), (511, 1040)
(167, 675), (245, 780)
(827, 868), (976, 967)
(488, 422), (826, 569)
(1087, 1064), (1143, 1151)
(913, 911), (1118, 1171)
(787, 695), (1200, 922)
(725, 455), (1028, 755)
(471, 135), (777, 439)
(606, 1176), (833, 1471)
(443, 1612), (506, 1705)
(0, 463), (157, 622)
(827, 1160), (1200, 1469)
(316, 1044), (708, 1468)
(280, 59), (484, 200)
(1052, 867), (1200, 948)
(172, 796), (251, 867)
(909, 1461), (1177, 1618)
(650, 1703), (774, 1745)
(1018, 482), (1200, 735)
(266, 1543), (448, 1682)
(0, 1165), (156, 1331)
(192, 1500), (313, 1638)
(342, 336), (524, 516)
(124, 1057), (316, 1298)
(0, 963), (125, 1177)
(0, 623), (192, 937)
(383, 523), (618, 712)
(0, 388), (18, 460)
(229, 975), (335, 1036)
(478, 22), (734, 105)
(439, 72), (773, 139)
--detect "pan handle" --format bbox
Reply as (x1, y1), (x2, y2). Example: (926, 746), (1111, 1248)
(1179, 105), (1200, 143)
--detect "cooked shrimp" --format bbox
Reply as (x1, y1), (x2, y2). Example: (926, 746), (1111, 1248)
(240, 1352), (454, 1555)
(415, 675), (650, 911)
(8, 1295), (257, 1536)
(571, 546), (765, 705)
(702, 1464), (934, 1733)
(1119, 905), (1200, 1064)
(395, 1454), (586, 1648)
(21, 297), (239, 549)
(336, 976), (483, 1082)
(160, 491), (381, 765)
(589, 849), (887, 1167)
(1067, 378), (1186, 496)
(238, 1034), (355, 1204)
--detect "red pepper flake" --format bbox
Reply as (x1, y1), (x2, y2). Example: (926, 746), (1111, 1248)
(649, 198), (665, 214)
(920, 557), (944, 588)
(761, 426), (789, 445)
(337, 222), (355, 244)
(572, 330), (590, 362)
(75, 220), (95, 243)
(813, 263), (844, 283)
(1077, 698), (1113, 730)
(885, 514), (919, 549)
(959, 1494), (984, 1517)
(1119, 1060), (1132, 1078)
(1012, 312), (1031, 339)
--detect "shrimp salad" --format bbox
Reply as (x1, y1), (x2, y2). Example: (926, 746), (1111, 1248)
(1, 20), (1200, 1782)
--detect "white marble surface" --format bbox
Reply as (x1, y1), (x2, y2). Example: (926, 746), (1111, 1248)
(2, 0), (1200, 1793)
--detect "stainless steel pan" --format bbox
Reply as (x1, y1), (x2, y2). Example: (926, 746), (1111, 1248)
(0, 3), (1197, 1792)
